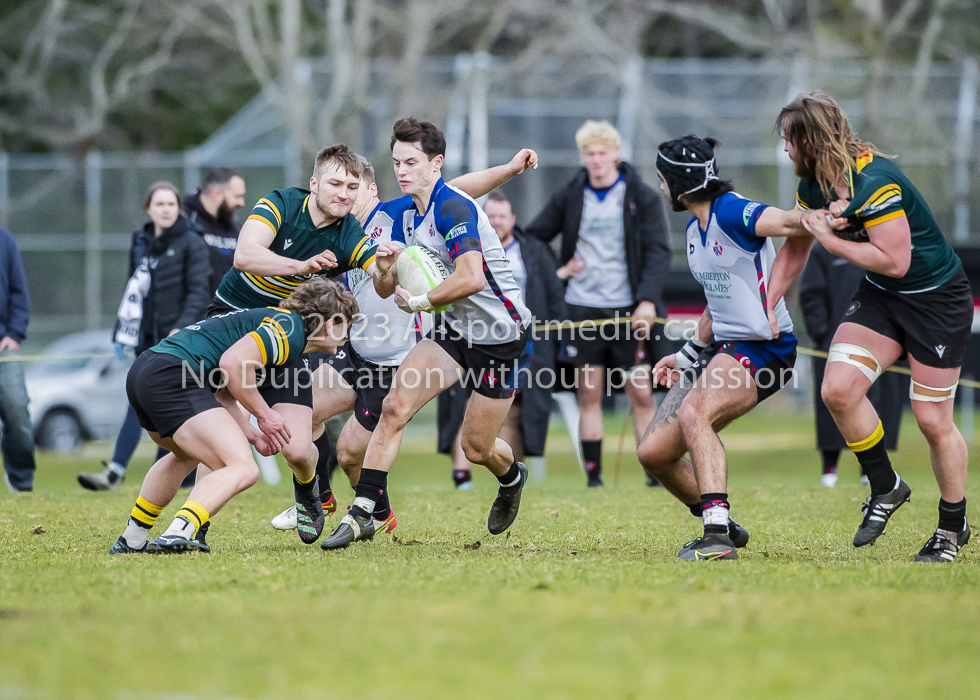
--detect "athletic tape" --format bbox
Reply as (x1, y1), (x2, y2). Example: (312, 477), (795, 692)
(910, 380), (958, 402)
(826, 343), (883, 383)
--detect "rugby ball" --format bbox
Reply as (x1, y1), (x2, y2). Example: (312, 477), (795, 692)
(397, 245), (451, 313)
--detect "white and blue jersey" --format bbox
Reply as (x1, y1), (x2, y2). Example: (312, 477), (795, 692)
(686, 192), (793, 342)
(344, 197), (430, 366)
(391, 179), (532, 345)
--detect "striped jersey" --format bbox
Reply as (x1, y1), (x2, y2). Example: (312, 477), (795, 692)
(153, 307), (306, 372)
(796, 153), (961, 293)
(391, 179), (531, 344)
(215, 187), (377, 309)
(345, 197), (431, 366)
(686, 192), (793, 341)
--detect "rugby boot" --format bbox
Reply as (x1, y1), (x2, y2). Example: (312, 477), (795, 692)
(295, 476), (325, 544)
(488, 462), (528, 535)
(320, 509), (377, 550)
(108, 535), (146, 555)
(728, 519), (750, 549)
(678, 532), (738, 561)
(914, 524), (970, 563)
(853, 479), (912, 547)
(322, 490), (338, 515)
(146, 533), (203, 554)
(78, 463), (124, 492)
(192, 521), (211, 553)
(272, 505), (298, 530)
(373, 510), (398, 535)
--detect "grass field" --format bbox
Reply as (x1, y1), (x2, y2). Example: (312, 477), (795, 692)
(2, 404), (979, 700)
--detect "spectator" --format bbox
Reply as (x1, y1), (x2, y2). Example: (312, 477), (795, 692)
(0, 226), (36, 493)
(183, 168), (247, 297)
(77, 182), (211, 491)
(526, 120), (670, 487)
(440, 190), (568, 488)
(800, 241), (907, 487)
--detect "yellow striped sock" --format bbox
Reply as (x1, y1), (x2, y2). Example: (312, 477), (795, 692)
(847, 420), (884, 452)
(131, 495), (164, 529)
(174, 501), (210, 537)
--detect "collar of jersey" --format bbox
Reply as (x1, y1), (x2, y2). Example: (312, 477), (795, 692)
(694, 195), (721, 247)
(367, 201), (385, 227)
(413, 178), (445, 229)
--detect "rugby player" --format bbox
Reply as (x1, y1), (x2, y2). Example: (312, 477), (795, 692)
(321, 118), (533, 549)
(108, 278), (358, 554)
(636, 135), (811, 561)
(268, 148), (539, 536)
(194, 145), (399, 545)
(781, 91), (972, 562)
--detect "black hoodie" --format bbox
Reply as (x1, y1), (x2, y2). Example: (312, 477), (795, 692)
(183, 190), (241, 297)
(122, 215), (212, 351)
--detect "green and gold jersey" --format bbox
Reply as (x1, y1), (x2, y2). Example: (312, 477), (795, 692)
(215, 187), (377, 309)
(796, 153), (961, 292)
(153, 307), (306, 373)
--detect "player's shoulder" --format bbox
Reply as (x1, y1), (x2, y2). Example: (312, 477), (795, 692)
(713, 191), (763, 222)
(378, 195), (413, 216)
(434, 181), (480, 227)
(853, 154), (903, 194)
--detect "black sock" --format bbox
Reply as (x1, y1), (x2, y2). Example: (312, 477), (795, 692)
(701, 492), (730, 536)
(293, 473), (317, 497)
(938, 498), (967, 532)
(313, 431), (332, 499)
(821, 449), (840, 474)
(373, 487), (392, 520)
(848, 425), (898, 496)
(496, 461), (522, 489)
(352, 468), (386, 518)
(582, 440), (602, 477)
(687, 502), (702, 518)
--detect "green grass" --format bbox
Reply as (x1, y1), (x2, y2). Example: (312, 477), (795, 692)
(2, 405), (979, 699)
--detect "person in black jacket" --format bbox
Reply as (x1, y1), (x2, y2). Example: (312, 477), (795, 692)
(0, 226), (36, 492)
(78, 182), (211, 491)
(440, 190), (568, 487)
(183, 168), (247, 297)
(526, 120), (670, 487)
(800, 242), (906, 488)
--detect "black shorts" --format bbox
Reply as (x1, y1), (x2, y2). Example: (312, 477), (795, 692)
(432, 326), (533, 400)
(690, 333), (798, 403)
(559, 304), (651, 369)
(207, 295), (314, 408)
(126, 350), (222, 438)
(324, 345), (396, 431)
(844, 269), (973, 369)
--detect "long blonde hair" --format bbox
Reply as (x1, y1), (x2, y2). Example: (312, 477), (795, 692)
(776, 91), (889, 199)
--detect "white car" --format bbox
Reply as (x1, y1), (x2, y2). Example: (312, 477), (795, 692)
(26, 330), (133, 452)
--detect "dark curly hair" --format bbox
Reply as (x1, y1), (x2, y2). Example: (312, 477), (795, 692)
(280, 278), (359, 337)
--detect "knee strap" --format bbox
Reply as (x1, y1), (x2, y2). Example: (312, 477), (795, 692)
(910, 380), (958, 402)
(827, 343), (883, 384)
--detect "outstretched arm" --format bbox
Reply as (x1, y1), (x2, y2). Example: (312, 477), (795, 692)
(803, 210), (911, 278)
(449, 149), (538, 199)
(234, 219), (337, 277)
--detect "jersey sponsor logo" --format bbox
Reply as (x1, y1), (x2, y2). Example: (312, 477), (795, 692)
(689, 243), (695, 255)
(283, 238), (294, 249)
(447, 223), (470, 240)
(692, 270), (731, 293)
(936, 345), (946, 358)
(742, 201), (762, 227)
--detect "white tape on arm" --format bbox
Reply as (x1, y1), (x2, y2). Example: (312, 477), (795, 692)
(408, 293), (434, 313)
(674, 338), (707, 370)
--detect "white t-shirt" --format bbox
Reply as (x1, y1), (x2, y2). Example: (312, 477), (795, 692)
(565, 178), (632, 308)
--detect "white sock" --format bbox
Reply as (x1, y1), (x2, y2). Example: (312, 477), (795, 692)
(122, 518), (150, 548)
(703, 505), (730, 528)
(162, 516), (196, 540)
(352, 496), (376, 515)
